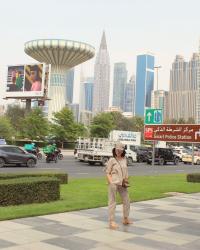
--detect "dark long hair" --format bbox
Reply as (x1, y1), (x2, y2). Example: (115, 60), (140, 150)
(112, 148), (126, 158)
(30, 65), (41, 82)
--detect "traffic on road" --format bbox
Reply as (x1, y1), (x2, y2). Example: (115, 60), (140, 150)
(1, 150), (200, 179)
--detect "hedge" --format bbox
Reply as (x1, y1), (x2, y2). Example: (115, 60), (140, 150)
(187, 173), (200, 183)
(0, 177), (60, 206)
(0, 172), (68, 184)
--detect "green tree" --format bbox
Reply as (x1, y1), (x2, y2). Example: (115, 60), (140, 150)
(5, 105), (26, 136)
(165, 118), (178, 124)
(20, 108), (49, 140)
(177, 117), (186, 124)
(163, 118), (170, 124)
(0, 116), (14, 140)
(131, 116), (144, 133)
(187, 117), (195, 124)
(110, 112), (133, 131)
(50, 107), (84, 143)
(90, 112), (115, 138)
(75, 123), (89, 137)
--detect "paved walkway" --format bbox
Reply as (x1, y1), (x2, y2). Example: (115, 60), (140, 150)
(0, 193), (200, 250)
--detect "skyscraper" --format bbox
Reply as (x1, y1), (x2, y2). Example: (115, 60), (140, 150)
(93, 32), (110, 113)
(124, 75), (136, 115)
(80, 77), (94, 112)
(135, 54), (155, 116)
(168, 53), (200, 122)
(84, 78), (94, 111)
(68, 103), (79, 122)
(79, 77), (94, 125)
(66, 68), (74, 104)
(112, 62), (127, 110)
(151, 90), (168, 120)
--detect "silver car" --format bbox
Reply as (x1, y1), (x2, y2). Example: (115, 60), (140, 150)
(0, 145), (37, 168)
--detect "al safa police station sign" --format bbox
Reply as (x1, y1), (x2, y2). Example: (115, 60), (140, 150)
(144, 124), (200, 143)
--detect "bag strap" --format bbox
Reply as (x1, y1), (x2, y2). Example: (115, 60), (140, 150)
(115, 158), (124, 177)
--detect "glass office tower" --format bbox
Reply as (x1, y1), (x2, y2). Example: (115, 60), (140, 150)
(84, 78), (94, 111)
(66, 68), (74, 104)
(135, 54), (154, 116)
(124, 75), (135, 115)
(112, 62), (127, 110)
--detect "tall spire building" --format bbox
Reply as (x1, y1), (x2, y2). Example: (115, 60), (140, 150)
(93, 32), (110, 113)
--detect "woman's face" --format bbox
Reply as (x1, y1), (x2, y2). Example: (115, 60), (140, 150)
(30, 71), (37, 81)
(115, 148), (123, 157)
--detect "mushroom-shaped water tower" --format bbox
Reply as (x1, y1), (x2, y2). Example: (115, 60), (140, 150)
(24, 39), (95, 118)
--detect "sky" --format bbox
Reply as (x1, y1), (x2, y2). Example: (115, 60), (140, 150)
(0, 0), (200, 105)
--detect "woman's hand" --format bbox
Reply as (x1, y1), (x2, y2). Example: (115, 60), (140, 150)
(106, 174), (112, 184)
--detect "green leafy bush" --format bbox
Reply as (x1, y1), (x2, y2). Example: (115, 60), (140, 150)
(187, 173), (200, 183)
(0, 177), (60, 206)
(0, 172), (68, 184)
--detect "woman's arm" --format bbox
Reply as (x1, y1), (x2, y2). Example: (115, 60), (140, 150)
(105, 158), (113, 184)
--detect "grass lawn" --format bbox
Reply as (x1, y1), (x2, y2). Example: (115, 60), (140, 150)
(0, 174), (200, 221)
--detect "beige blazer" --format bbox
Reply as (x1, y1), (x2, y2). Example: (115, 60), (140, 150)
(105, 157), (128, 185)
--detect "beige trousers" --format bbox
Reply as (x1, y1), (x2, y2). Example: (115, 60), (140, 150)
(108, 183), (130, 222)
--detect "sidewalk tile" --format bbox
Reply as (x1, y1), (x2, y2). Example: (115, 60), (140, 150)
(74, 228), (135, 244)
(0, 228), (55, 245)
(43, 235), (98, 250)
(0, 239), (16, 249)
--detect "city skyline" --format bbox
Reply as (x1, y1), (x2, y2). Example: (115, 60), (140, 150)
(0, 0), (200, 106)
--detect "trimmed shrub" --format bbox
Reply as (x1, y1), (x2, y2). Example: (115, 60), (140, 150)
(0, 177), (60, 206)
(187, 173), (200, 183)
(0, 172), (68, 184)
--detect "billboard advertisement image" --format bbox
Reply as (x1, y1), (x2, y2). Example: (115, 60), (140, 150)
(7, 65), (24, 92)
(24, 64), (43, 91)
(6, 63), (46, 98)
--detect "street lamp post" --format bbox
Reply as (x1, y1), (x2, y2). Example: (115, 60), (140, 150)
(154, 66), (162, 90)
(152, 65), (162, 167)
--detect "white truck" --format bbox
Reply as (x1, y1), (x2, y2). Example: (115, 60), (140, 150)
(76, 130), (140, 166)
(76, 137), (110, 163)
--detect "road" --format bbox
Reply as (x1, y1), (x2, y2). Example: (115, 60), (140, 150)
(0, 150), (200, 179)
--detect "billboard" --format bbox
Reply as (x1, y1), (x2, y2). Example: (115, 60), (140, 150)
(109, 130), (141, 146)
(144, 124), (200, 143)
(6, 63), (47, 98)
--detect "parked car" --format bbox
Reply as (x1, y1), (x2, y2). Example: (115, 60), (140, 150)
(0, 145), (37, 168)
(172, 148), (191, 161)
(146, 148), (180, 165)
(182, 154), (200, 165)
(135, 147), (152, 163)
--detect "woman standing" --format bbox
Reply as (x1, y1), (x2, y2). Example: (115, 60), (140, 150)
(105, 142), (132, 229)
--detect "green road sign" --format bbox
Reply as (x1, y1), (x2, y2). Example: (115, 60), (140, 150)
(145, 108), (163, 124)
